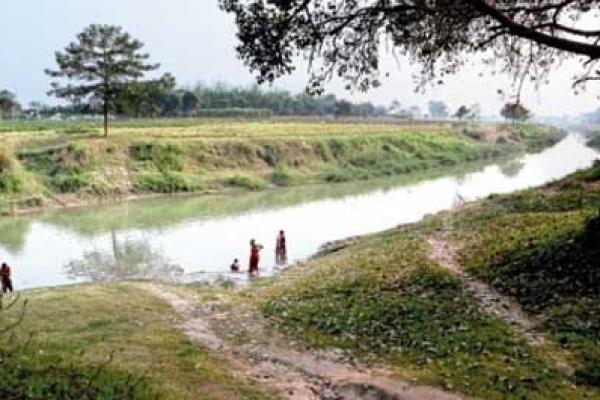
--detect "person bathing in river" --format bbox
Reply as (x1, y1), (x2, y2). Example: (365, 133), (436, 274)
(1, 263), (13, 294)
(275, 230), (287, 265)
(230, 258), (240, 273)
(248, 239), (263, 276)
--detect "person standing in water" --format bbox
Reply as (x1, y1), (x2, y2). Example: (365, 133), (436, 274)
(275, 230), (287, 265)
(1, 263), (13, 294)
(248, 239), (263, 276)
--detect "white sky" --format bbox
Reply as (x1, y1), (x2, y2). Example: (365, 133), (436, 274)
(0, 0), (598, 116)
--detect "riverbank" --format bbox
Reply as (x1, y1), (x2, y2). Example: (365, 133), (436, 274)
(251, 157), (600, 399)
(0, 119), (563, 215)
(3, 143), (599, 399)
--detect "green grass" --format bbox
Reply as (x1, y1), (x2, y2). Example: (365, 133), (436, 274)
(1, 284), (274, 399)
(249, 161), (600, 399)
(0, 119), (564, 213)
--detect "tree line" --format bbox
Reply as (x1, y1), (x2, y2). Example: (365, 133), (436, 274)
(0, 24), (535, 136)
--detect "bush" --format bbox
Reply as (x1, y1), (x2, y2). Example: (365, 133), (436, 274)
(51, 173), (87, 193)
(271, 167), (295, 186)
(0, 150), (26, 194)
(226, 174), (266, 191)
(134, 172), (201, 193)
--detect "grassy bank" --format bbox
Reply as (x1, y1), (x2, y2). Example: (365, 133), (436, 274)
(0, 119), (563, 214)
(251, 160), (600, 399)
(0, 284), (273, 400)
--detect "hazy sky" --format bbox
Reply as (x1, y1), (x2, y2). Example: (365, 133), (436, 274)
(0, 0), (598, 116)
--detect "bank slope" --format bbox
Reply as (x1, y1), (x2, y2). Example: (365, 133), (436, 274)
(0, 121), (563, 214)
(254, 161), (600, 399)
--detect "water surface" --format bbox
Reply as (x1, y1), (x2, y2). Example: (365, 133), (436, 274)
(1, 134), (597, 290)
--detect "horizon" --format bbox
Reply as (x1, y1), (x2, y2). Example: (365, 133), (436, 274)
(1, 0), (598, 117)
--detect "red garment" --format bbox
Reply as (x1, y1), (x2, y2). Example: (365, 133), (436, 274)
(249, 245), (260, 273)
(0, 265), (10, 278)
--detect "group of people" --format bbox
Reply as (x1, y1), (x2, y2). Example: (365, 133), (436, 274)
(230, 230), (287, 276)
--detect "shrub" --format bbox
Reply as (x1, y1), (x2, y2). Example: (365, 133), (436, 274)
(226, 174), (266, 191)
(134, 172), (201, 193)
(51, 173), (87, 193)
(271, 167), (295, 186)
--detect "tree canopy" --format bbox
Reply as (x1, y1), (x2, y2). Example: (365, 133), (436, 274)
(501, 102), (531, 124)
(0, 90), (21, 118)
(45, 24), (164, 136)
(220, 0), (600, 94)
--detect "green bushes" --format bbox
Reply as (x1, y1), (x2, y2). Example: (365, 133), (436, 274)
(129, 142), (185, 172)
(134, 172), (202, 193)
(271, 166), (296, 186)
(226, 174), (266, 191)
(0, 150), (27, 194)
(51, 173), (87, 193)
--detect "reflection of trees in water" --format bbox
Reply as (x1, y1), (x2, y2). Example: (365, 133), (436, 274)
(64, 230), (183, 283)
(500, 161), (525, 178)
(0, 218), (31, 255)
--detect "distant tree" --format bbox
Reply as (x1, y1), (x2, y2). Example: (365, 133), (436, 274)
(408, 106), (422, 120)
(181, 91), (199, 115)
(428, 101), (448, 120)
(501, 102), (531, 124)
(0, 90), (21, 118)
(45, 24), (163, 136)
(454, 105), (470, 121)
(335, 99), (353, 117)
(388, 99), (402, 114)
(467, 103), (482, 121)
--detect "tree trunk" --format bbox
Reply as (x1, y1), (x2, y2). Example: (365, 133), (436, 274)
(103, 100), (109, 138)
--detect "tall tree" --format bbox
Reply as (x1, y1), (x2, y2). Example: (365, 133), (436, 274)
(454, 105), (470, 121)
(500, 102), (531, 124)
(221, 1), (600, 95)
(45, 24), (162, 137)
(0, 90), (21, 118)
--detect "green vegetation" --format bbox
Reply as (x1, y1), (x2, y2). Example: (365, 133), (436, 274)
(0, 119), (564, 214)
(0, 284), (273, 400)
(252, 159), (600, 399)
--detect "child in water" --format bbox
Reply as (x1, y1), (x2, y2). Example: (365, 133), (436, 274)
(230, 258), (240, 273)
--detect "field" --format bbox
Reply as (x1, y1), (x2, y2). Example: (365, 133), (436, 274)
(0, 118), (564, 215)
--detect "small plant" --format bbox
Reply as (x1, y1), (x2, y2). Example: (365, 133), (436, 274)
(271, 166), (295, 186)
(226, 174), (266, 190)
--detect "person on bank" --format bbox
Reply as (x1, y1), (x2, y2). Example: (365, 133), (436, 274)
(230, 258), (240, 273)
(275, 230), (287, 265)
(248, 239), (263, 276)
(1, 262), (13, 294)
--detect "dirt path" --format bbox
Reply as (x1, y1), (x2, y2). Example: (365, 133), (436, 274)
(427, 235), (544, 345)
(146, 285), (464, 400)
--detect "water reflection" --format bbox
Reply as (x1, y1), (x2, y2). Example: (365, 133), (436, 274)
(64, 231), (183, 283)
(499, 160), (526, 178)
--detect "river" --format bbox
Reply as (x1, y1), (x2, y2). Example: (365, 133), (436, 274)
(0, 133), (598, 290)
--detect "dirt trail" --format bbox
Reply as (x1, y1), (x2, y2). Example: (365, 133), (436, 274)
(427, 235), (544, 345)
(147, 285), (464, 400)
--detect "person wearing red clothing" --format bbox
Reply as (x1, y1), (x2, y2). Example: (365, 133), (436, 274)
(248, 239), (263, 276)
(1, 263), (13, 294)
(275, 230), (287, 265)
